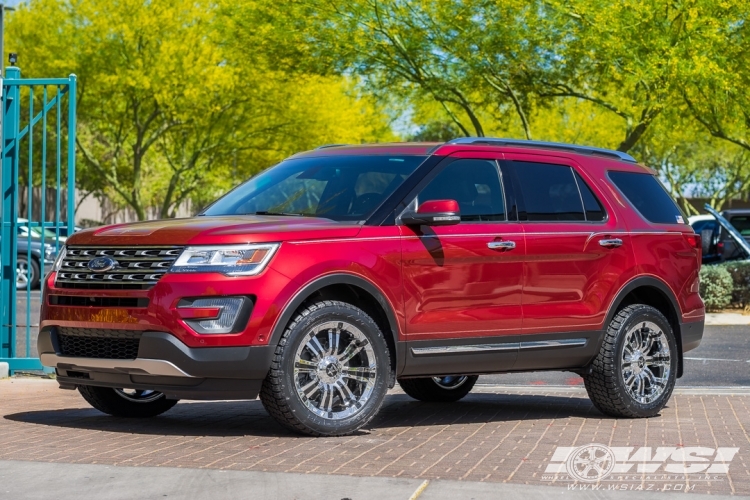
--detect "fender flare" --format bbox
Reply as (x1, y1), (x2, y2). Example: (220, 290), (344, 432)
(603, 275), (685, 377)
(268, 273), (402, 360)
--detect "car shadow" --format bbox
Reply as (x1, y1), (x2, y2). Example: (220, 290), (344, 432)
(4, 392), (602, 438)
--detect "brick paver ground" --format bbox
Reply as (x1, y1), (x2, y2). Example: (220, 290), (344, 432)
(2, 379), (749, 496)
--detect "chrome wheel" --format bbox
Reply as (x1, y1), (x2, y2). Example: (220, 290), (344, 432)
(16, 258), (30, 289)
(432, 375), (469, 390)
(621, 321), (671, 404)
(293, 320), (377, 420)
(115, 388), (164, 403)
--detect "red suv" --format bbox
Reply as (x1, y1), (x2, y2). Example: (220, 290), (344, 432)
(39, 138), (705, 436)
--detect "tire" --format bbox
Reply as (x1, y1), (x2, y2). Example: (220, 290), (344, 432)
(399, 375), (478, 402)
(584, 304), (678, 418)
(78, 385), (178, 418)
(16, 254), (40, 290)
(260, 300), (391, 437)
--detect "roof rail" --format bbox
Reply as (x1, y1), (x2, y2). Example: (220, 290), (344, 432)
(315, 143), (349, 150)
(444, 137), (636, 163)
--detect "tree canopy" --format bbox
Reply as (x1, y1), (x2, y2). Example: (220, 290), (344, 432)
(8, 0), (750, 218)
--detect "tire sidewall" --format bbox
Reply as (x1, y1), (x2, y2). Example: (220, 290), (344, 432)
(16, 255), (39, 290)
(612, 306), (678, 416)
(277, 304), (390, 435)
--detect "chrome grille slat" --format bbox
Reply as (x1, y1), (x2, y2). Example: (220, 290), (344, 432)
(57, 246), (183, 290)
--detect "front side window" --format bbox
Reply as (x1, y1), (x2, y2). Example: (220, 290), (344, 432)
(511, 162), (585, 221)
(608, 171), (685, 224)
(202, 155), (426, 221)
(417, 159), (505, 222)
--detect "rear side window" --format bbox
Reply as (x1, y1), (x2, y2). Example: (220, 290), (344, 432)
(511, 162), (584, 221)
(608, 171), (684, 224)
(574, 172), (606, 222)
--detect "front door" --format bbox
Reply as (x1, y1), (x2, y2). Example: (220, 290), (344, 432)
(399, 154), (524, 376)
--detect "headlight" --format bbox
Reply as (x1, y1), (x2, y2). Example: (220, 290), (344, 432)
(44, 245), (56, 260)
(170, 244), (279, 276)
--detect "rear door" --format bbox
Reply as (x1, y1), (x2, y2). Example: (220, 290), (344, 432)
(399, 153), (524, 376)
(503, 154), (636, 370)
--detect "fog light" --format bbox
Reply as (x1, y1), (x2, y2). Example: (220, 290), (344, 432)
(179, 297), (249, 334)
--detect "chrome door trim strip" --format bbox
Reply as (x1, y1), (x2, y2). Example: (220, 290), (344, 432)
(519, 338), (588, 350)
(410, 337), (588, 356)
(411, 342), (519, 356)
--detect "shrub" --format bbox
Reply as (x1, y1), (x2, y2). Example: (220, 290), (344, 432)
(720, 261), (750, 310)
(699, 265), (733, 312)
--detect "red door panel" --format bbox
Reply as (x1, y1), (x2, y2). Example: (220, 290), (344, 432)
(401, 223), (525, 340)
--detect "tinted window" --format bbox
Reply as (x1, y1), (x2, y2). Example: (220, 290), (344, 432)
(418, 159), (505, 222)
(202, 155), (425, 221)
(512, 162), (584, 221)
(574, 171), (606, 222)
(608, 171), (684, 224)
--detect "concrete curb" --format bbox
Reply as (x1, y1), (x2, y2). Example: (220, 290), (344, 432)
(0, 460), (730, 500)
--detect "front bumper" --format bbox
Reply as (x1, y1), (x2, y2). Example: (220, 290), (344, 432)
(38, 328), (274, 400)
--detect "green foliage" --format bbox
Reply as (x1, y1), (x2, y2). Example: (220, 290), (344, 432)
(8, 0), (396, 220)
(699, 265), (734, 312)
(718, 261), (750, 310)
(9, 0), (750, 219)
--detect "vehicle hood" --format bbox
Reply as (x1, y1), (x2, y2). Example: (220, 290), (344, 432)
(704, 204), (750, 259)
(66, 216), (362, 246)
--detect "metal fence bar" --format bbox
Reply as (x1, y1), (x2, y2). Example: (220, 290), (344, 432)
(25, 86), (33, 356)
(67, 76), (76, 238)
(0, 67), (76, 373)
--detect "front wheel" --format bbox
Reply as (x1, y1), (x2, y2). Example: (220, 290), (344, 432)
(399, 375), (478, 402)
(260, 300), (391, 436)
(584, 304), (677, 418)
(78, 386), (178, 417)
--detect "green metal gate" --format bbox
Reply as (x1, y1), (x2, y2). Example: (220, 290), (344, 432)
(0, 66), (76, 373)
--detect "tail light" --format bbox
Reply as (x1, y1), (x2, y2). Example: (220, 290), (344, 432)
(684, 233), (701, 249)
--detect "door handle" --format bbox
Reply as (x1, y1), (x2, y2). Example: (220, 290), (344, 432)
(488, 241), (516, 251)
(599, 238), (623, 248)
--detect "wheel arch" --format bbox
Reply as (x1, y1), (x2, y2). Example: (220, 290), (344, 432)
(269, 273), (403, 386)
(605, 276), (685, 378)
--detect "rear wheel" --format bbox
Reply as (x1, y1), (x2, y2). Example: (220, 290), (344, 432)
(260, 300), (391, 436)
(399, 375), (478, 402)
(78, 385), (178, 417)
(584, 304), (677, 418)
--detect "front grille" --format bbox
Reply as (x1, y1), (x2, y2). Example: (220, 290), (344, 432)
(56, 246), (183, 290)
(49, 295), (149, 308)
(57, 327), (142, 359)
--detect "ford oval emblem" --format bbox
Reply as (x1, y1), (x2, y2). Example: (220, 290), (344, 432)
(87, 256), (118, 272)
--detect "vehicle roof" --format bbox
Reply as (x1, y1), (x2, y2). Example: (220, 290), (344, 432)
(293, 138), (648, 173)
(722, 209), (750, 215)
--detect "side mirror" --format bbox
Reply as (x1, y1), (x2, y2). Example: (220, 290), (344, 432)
(401, 199), (461, 226)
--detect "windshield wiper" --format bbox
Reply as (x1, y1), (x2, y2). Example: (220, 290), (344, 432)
(251, 211), (306, 217)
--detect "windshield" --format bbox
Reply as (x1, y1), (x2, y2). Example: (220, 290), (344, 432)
(202, 155), (427, 221)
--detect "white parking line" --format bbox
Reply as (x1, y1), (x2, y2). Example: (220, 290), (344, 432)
(408, 480), (430, 500)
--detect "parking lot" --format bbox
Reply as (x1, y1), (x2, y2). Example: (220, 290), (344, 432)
(6, 292), (750, 497)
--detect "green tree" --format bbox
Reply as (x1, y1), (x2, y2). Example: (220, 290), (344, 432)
(8, 0), (396, 221)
